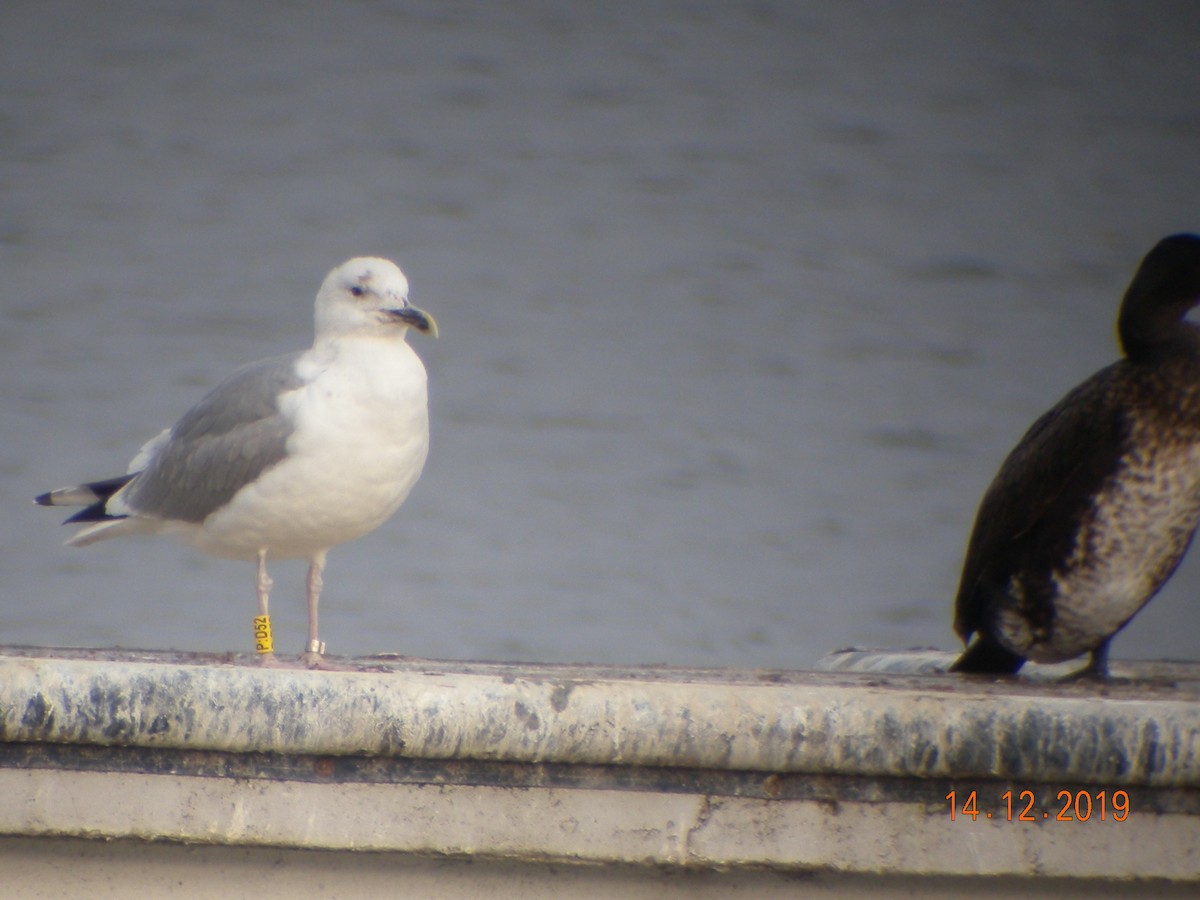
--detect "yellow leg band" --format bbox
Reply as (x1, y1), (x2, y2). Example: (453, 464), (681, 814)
(253, 615), (274, 654)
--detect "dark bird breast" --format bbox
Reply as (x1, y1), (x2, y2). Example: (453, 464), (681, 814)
(951, 233), (1200, 676)
(954, 355), (1200, 671)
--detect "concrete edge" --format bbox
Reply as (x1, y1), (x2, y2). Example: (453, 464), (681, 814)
(2, 647), (1198, 786)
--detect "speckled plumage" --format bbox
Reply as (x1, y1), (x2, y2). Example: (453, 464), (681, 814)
(952, 234), (1200, 676)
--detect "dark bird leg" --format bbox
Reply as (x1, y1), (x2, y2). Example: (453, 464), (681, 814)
(1062, 638), (1113, 681)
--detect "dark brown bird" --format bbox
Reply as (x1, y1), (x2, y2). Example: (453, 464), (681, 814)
(951, 233), (1200, 677)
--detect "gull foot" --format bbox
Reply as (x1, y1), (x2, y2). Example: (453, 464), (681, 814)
(302, 650), (351, 670)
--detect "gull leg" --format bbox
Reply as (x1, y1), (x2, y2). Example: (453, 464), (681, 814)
(255, 549), (282, 666)
(257, 549), (273, 617)
(301, 550), (328, 666)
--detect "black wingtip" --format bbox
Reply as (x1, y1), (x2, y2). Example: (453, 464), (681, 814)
(63, 501), (123, 525)
(35, 474), (136, 522)
(949, 638), (1026, 674)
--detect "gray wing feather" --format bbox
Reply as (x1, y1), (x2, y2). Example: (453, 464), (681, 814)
(124, 352), (306, 523)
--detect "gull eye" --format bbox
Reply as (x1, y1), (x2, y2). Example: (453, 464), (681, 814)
(349, 285), (366, 298)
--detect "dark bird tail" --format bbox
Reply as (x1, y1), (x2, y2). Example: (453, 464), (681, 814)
(949, 637), (1026, 674)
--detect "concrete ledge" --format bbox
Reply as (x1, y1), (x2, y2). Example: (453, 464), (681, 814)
(7, 836), (1195, 900)
(1, 646), (1199, 888)
(3, 646), (1198, 786)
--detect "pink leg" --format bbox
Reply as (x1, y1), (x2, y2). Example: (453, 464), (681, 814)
(303, 550), (328, 659)
(254, 549), (283, 666)
(256, 549), (273, 617)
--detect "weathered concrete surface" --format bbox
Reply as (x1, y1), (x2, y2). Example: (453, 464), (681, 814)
(6, 836), (1195, 900)
(1, 647), (1199, 886)
(3, 763), (1197, 878)
(2, 647), (1199, 787)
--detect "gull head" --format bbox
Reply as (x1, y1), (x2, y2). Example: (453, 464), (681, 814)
(314, 257), (438, 340)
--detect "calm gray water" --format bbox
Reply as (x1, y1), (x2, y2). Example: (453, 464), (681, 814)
(3, 1), (1199, 666)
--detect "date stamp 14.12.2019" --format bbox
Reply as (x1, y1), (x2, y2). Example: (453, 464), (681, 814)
(946, 789), (1130, 822)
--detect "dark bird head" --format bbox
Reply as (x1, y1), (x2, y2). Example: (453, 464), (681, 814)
(1117, 233), (1200, 362)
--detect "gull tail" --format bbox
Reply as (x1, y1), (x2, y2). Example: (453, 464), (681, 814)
(35, 475), (150, 547)
(35, 475), (147, 546)
(35, 474), (135, 520)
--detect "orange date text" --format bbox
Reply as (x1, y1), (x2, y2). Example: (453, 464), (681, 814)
(946, 789), (1129, 822)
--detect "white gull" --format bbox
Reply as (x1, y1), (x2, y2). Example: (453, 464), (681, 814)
(36, 257), (437, 663)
